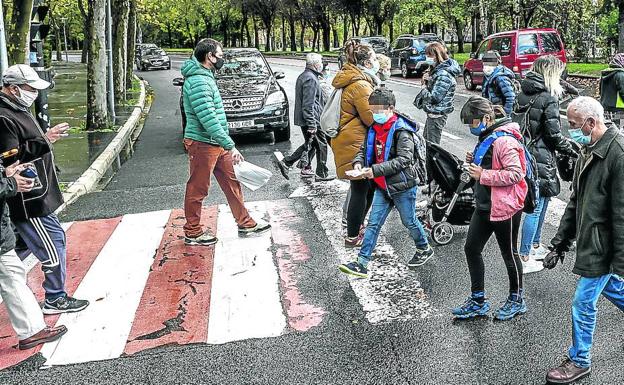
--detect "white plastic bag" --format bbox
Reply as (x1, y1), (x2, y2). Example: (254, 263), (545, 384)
(234, 161), (273, 191)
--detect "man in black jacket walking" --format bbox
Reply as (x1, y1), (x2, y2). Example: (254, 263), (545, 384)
(544, 97), (624, 384)
(599, 53), (624, 129)
(275, 53), (332, 181)
(0, 64), (88, 314)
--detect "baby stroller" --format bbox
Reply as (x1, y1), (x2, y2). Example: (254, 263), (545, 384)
(418, 142), (475, 245)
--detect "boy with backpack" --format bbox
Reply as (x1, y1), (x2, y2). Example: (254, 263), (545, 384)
(481, 51), (517, 116)
(338, 87), (433, 278)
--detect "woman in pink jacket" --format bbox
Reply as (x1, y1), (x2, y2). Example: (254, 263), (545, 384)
(453, 96), (529, 321)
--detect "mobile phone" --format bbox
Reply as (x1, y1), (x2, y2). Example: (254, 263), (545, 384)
(20, 164), (43, 190)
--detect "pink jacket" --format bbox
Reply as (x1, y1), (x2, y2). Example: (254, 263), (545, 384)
(479, 122), (528, 221)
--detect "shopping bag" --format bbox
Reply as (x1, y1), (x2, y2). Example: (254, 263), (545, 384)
(234, 161), (273, 191)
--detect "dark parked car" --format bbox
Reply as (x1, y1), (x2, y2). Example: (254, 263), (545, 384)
(136, 46), (171, 71)
(173, 48), (290, 142)
(135, 43), (157, 60)
(337, 36), (390, 68)
(462, 28), (567, 90)
(388, 34), (442, 78)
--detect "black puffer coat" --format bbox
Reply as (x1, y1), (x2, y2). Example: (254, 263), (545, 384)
(514, 72), (574, 197)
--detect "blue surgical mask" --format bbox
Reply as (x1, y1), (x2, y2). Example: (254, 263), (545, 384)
(373, 112), (391, 124)
(470, 121), (488, 136)
(569, 118), (593, 145)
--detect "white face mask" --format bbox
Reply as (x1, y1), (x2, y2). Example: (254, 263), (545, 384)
(14, 87), (38, 107)
(483, 65), (496, 76)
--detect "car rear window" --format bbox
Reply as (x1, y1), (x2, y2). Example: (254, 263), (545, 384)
(490, 37), (512, 56)
(517, 34), (539, 55)
(541, 33), (562, 53)
(413, 37), (440, 48)
(364, 38), (388, 50)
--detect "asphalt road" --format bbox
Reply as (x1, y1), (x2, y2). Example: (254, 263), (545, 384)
(0, 56), (621, 385)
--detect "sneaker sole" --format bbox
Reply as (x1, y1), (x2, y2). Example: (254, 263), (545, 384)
(344, 243), (362, 249)
(408, 251), (435, 267)
(338, 265), (368, 278)
(42, 303), (89, 315)
(453, 305), (491, 319)
(546, 367), (591, 384)
(184, 239), (218, 246)
(238, 226), (271, 237)
(494, 306), (528, 321)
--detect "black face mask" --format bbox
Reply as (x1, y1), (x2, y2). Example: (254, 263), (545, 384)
(213, 56), (224, 70)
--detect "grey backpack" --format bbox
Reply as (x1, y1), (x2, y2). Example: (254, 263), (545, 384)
(319, 87), (343, 138)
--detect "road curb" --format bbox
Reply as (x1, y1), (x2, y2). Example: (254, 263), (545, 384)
(55, 77), (148, 214)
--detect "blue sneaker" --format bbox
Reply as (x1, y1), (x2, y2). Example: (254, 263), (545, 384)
(452, 296), (491, 319)
(493, 297), (527, 321)
(339, 261), (368, 278)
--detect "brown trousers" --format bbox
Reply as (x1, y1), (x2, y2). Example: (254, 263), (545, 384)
(183, 139), (255, 237)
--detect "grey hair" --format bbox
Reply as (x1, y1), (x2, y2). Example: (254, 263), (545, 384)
(530, 55), (565, 98)
(306, 53), (323, 69)
(568, 96), (605, 123)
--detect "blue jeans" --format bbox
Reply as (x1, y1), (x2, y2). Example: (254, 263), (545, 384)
(358, 187), (429, 266)
(519, 197), (550, 256)
(568, 274), (624, 367)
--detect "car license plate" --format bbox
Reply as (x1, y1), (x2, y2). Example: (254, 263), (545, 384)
(228, 120), (254, 129)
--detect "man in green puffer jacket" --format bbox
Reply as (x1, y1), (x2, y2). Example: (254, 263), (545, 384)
(181, 38), (270, 245)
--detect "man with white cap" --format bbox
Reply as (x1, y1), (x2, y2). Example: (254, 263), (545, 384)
(0, 64), (89, 314)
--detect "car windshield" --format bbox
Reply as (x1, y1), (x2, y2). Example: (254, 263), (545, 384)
(413, 37), (439, 48)
(217, 51), (270, 78)
(145, 49), (165, 56)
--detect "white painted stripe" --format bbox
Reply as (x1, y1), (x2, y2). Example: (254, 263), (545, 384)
(39, 210), (170, 366)
(307, 193), (433, 323)
(273, 151), (284, 162)
(441, 131), (461, 140)
(0, 222), (73, 306)
(207, 202), (286, 344)
(289, 179), (349, 198)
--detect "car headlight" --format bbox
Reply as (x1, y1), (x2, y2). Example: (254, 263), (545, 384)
(265, 91), (285, 105)
(142, 59), (149, 63)
(163, 56), (170, 61)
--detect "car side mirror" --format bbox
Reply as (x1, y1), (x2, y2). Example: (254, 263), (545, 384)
(470, 52), (476, 59)
(275, 71), (285, 80)
(172, 77), (184, 87)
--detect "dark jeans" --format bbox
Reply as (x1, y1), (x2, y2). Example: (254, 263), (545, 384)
(424, 115), (448, 145)
(464, 210), (523, 295)
(346, 179), (374, 238)
(284, 126), (329, 177)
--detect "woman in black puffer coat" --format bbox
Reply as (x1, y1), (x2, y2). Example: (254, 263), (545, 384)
(513, 55), (575, 270)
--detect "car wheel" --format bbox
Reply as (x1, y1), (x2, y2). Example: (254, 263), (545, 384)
(166, 64), (171, 70)
(464, 71), (476, 91)
(401, 62), (412, 78)
(274, 124), (291, 142)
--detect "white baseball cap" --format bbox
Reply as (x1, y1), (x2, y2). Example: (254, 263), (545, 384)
(2, 64), (50, 90)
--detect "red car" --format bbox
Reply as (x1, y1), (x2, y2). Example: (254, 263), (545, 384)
(462, 28), (567, 90)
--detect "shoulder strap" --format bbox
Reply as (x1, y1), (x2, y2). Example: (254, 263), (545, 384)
(473, 131), (511, 166)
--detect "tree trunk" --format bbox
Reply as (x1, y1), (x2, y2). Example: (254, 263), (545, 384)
(126, 0), (136, 91)
(321, 21), (330, 52)
(312, 28), (318, 52)
(241, 11), (248, 47)
(87, 0), (109, 129)
(619, 0), (624, 52)
(332, 23), (339, 48)
(288, 12), (297, 51)
(79, 0), (90, 63)
(454, 18), (465, 54)
(281, 16), (286, 51)
(265, 20), (273, 51)
(343, 15), (348, 44)
(253, 17), (260, 49)
(8, 0), (33, 65)
(389, 20), (394, 43)
(112, 0), (129, 103)
(300, 21), (306, 52)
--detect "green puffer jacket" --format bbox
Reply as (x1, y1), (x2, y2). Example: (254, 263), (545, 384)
(181, 58), (234, 150)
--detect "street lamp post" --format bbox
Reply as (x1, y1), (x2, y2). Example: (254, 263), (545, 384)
(61, 17), (69, 62)
(0, 3), (9, 74)
(106, 0), (116, 122)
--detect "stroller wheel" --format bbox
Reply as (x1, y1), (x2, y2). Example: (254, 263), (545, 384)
(432, 222), (454, 245)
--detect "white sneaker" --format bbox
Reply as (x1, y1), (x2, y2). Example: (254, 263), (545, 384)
(530, 244), (549, 261)
(522, 258), (544, 274)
